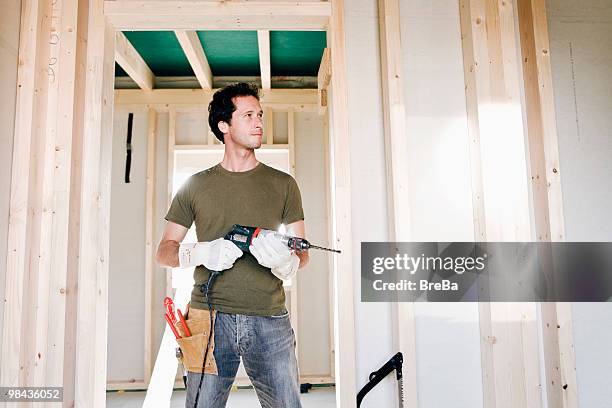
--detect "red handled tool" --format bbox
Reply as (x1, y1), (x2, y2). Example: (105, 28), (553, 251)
(164, 297), (181, 339)
(177, 309), (191, 337)
(165, 313), (182, 339)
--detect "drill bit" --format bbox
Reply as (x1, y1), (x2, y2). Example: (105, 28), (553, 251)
(308, 244), (341, 253)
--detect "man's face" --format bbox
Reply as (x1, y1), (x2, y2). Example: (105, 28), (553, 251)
(221, 95), (263, 150)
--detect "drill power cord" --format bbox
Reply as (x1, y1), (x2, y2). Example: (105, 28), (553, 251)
(192, 271), (220, 408)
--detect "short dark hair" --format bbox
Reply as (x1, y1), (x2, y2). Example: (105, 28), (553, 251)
(208, 82), (260, 143)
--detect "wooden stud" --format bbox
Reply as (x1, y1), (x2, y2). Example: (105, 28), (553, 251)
(73, 4), (116, 406)
(287, 112), (299, 357)
(41, 0), (82, 390)
(115, 31), (155, 91)
(265, 108), (274, 144)
(517, 0), (578, 407)
(1, 0), (52, 389)
(257, 30), (271, 90)
(322, 111), (336, 381)
(174, 30), (213, 90)
(328, 0), (357, 405)
(144, 108), (157, 385)
(166, 108), (177, 297)
(288, 109), (295, 176)
(104, 1), (332, 31)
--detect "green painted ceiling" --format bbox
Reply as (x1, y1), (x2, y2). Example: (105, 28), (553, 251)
(197, 31), (260, 76)
(115, 30), (326, 83)
(270, 31), (327, 76)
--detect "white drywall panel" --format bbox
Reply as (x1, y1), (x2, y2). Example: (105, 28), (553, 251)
(0, 0), (21, 356)
(547, 1), (612, 407)
(175, 111), (208, 145)
(345, 0), (396, 406)
(400, 1), (483, 407)
(400, 0), (475, 243)
(571, 303), (612, 408)
(414, 303), (482, 408)
(108, 111), (148, 381)
(547, 0), (612, 242)
(295, 111), (332, 376)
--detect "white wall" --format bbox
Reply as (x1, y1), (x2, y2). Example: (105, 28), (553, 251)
(0, 0), (21, 357)
(108, 111), (149, 381)
(547, 1), (612, 407)
(107, 110), (170, 382)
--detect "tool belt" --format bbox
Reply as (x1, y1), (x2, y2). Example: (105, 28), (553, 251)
(175, 306), (218, 375)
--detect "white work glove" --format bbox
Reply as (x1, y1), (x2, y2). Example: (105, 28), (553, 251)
(249, 234), (300, 280)
(178, 238), (242, 271)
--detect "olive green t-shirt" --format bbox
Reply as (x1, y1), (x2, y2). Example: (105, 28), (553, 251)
(165, 162), (304, 316)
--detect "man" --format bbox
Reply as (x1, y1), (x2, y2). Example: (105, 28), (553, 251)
(156, 82), (308, 408)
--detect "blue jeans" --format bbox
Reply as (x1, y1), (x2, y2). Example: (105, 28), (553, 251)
(185, 311), (302, 408)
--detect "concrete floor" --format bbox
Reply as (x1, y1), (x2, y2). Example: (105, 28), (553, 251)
(106, 386), (336, 408)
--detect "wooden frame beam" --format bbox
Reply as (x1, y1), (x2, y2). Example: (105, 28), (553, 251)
(114, 89), (319, 111)
(2, 0), (53, 389)
(115, 31), (154, 91)
(328, 0), (357, 405)
(174, 30), (212, 90)
(73, 4), (116, 408)
(104, 1), (332, 30)
(517, 0), (578, 407)
(143, 108), (157, 385)
(257, 30), (271, 90)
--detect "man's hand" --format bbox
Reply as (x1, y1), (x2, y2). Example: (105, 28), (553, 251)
(179, 238), (243, 271)
(250, 234), (300, 280)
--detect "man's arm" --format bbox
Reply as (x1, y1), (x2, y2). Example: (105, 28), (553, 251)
(155, 221), (189, 268)
(286, 220), (309, 269)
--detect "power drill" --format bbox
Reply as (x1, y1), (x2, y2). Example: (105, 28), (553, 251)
(224, 224), (341, 254)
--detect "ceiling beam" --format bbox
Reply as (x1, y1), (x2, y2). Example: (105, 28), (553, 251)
(115, 31), (155, 91)
(114, 89), (319, 111)
(104, 1), (332, 30)
(174, 30), (213, 90)
(257, 30), (271, 90)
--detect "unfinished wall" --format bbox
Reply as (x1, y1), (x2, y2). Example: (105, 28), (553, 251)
(0, 0), (21, 356)
(547, 0), (612, 406)
(343, 0), (483, 406)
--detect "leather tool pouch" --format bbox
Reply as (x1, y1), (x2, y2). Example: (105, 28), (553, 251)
(175, 306), (218, 375)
